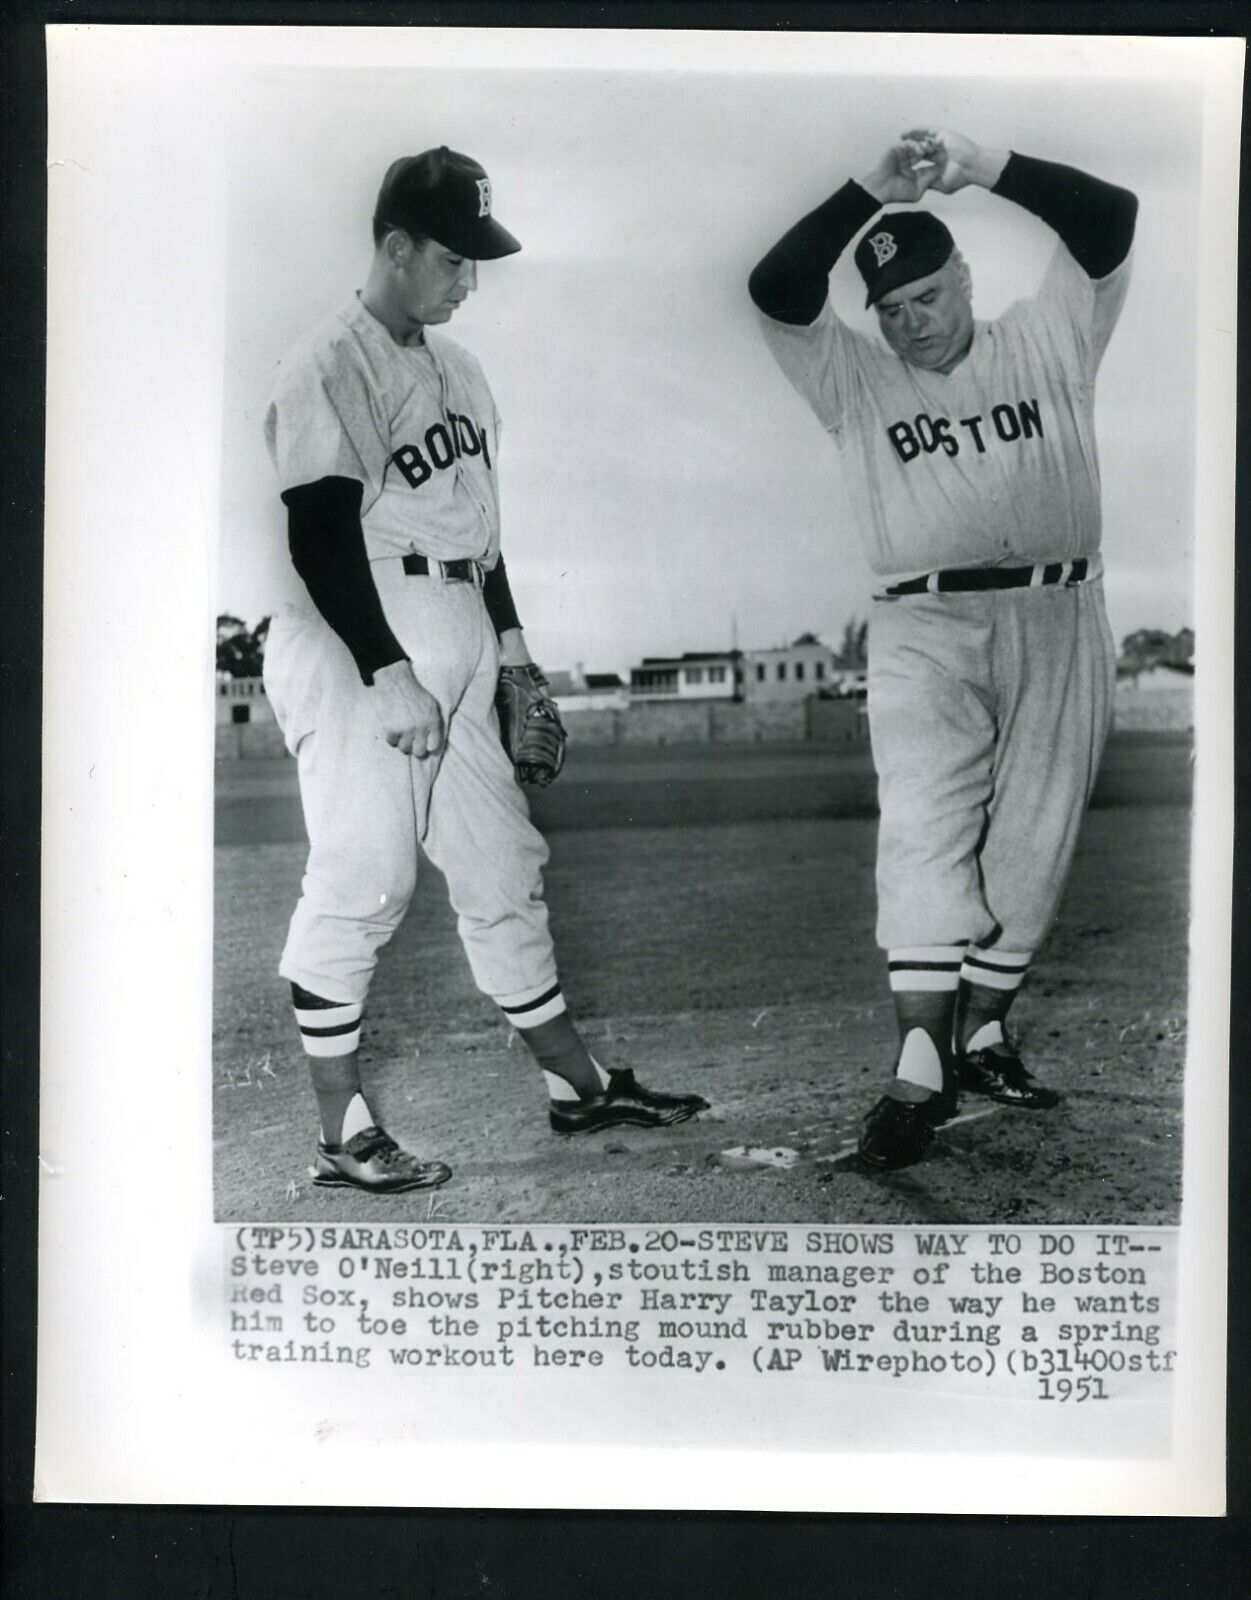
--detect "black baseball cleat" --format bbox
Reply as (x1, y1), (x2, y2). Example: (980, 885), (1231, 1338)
(857, 1088), (955, 1171)
(956, 1048), (1060, 1109)
(929, 1080), (960, 1126)
(313, 1125), (453, 1193)
(549, 1068), (709, 1135)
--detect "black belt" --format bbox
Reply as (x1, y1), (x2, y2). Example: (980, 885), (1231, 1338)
(401, 554), (481, 582)
(884, 558), (1090, 597)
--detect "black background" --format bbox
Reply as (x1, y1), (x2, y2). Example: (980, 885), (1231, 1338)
(3, 2), (1247, 1595)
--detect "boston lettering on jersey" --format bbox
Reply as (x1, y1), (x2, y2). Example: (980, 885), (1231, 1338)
(391, 410), (492, 489)
(886, 397), (1043, 464)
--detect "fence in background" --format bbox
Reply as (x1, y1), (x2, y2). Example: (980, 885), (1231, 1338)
(214, 695), (868, 759)
(213, 682), (1190, 759)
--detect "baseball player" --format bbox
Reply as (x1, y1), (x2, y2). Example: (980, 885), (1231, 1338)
(748, 129), (1137, 1169)
(262, 146), (707, 1193)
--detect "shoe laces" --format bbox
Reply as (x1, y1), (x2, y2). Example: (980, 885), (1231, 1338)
(342, 1126), (401, 1164)
(877, 1095), (931, 1121)
(971, 1048), (1031, 1085)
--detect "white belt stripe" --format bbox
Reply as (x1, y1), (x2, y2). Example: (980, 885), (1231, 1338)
(878, 553), (1103, 598)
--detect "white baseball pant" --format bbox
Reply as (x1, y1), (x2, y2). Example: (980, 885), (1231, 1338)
(868, 577), (1117, 953)
(262, 558), (558, 1011)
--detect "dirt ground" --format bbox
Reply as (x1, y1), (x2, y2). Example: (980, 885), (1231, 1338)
(213, 734), (1190, 1226)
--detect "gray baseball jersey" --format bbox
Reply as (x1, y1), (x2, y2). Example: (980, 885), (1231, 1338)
(758, 243), (1132, 580)
(265, 294), (503, 569)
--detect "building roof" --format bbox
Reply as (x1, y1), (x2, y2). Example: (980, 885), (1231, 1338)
(638, 650), (742, 667)
(584, 672), (624, 689)
(749, 640), (834, 659)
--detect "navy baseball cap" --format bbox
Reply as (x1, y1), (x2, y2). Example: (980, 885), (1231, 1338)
(374, 147), (521, 259)
(855, 211), (955, 307)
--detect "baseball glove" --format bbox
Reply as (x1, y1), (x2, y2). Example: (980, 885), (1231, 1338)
(495, 664), (567, 787)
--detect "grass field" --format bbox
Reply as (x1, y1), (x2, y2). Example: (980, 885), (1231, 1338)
(214, 733), (1191, 1225)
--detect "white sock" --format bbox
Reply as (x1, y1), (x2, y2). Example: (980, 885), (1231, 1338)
(966, 1021), (1006, 1053)
(542, 1059), (611, 1102)
(895, 1028), (945, 1093)
(542, 1069), (578, 1101)
(328, 1092), (372, 1143)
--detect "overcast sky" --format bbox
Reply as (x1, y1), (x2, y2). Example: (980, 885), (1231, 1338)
(219, 61), (1200, 676)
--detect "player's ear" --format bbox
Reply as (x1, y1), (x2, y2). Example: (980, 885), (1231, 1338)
(954, 252), (972, 300)
(382, 229), (410, 269)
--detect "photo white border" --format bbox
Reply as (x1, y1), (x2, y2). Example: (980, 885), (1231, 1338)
(36, 25), (1239, 1513)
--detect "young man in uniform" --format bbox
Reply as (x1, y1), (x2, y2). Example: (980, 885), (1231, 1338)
(748, 129), (1137, 1170)
(263, 147), (707, 1194)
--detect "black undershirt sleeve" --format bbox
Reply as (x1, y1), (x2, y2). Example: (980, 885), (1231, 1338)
(282, 476), (407, 686)
(482, 555), (522, 636)
(748, 179), (882, 325)
(992, 152), (1138, 279)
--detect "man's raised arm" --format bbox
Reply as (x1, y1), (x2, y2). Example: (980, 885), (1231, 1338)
(994, 151), (1138, 278)
(907, 128), (1138, 278)
(748, 136), (952, 324)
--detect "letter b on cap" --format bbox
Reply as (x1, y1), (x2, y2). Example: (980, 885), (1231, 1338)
(868, 230), (897, 267)
(476, 178), (492, 217)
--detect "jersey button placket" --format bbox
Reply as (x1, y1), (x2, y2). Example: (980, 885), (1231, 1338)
(433, 349), (480, 561)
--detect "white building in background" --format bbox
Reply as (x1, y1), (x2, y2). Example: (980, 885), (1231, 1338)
(1112, 660), (1194, 732)
(743, 637), (835, 703)
(216, 674), (275, 726)
(825, 666), (868, 698)
(624, 637), (868, 705)
(741, 635), (865, 701)
(546, 665), (631, 713)
(629, 651), (744, 703)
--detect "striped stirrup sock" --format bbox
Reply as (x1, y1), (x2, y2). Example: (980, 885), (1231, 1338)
(290, 983), (367, 1145)
(885, 946), (964, 1099)
(292, 988), (364, 1058)
(499, 983), (608, 1101)
(957, 947), (1032, 1053)
(498, 981), (567, 1031)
